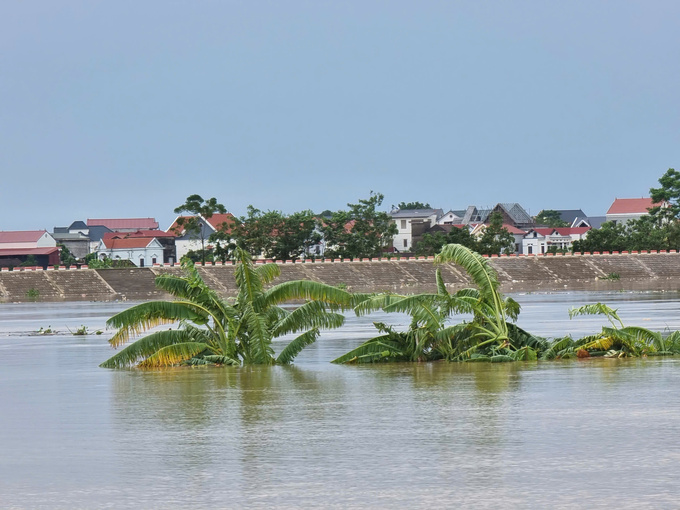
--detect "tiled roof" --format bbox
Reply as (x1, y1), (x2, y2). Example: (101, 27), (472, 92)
(103, 230), (174, 240)
(0, 230), (47, 243)
(503, 224), (528, 235)
(0, 247), (59, 256)
(88, 218), (159, 229)
(553, 227), (591, 235)
(390, 209), (444, 219)
(205, 213), (236, 232)
(606, 198), (656, 215)
(101, 238), (156, 250)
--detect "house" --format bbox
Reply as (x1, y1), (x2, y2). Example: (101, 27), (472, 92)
(522, 227), (591, 255)
(390, 208), (444, 252)
(436, 210), (465, 225)
(51, 231), (91, 259)
(0, 230), (60, 268)
(168, 213), (237, 260)
(87, 218), (159, 232)
(461, 203), (534, 229)
(96, 237), (165, 267)
(605, 198), (659, 225)
(102, 230), (176, 264)
(469, 223), (527, 254)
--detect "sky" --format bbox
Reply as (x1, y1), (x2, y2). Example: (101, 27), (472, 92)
(1, 1), (678, 231)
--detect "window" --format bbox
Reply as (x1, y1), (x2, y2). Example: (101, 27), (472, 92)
(139, 258), (145, 267)
(528, 246), (533, 254)
(152, 257), (157, 265)
(401, 220), (407, 229)
(403, 239), (408, 248)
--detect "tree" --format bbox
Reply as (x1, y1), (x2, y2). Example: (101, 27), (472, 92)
(231, 207), (320, 261)
(100, 248), (354, 368)
(415, 227), (477, 256)
(320, 192), (398, 259)
(173, 194), (227, 265)
(397, 201), (431, 210)
(572, 221), (628, 253)
(534, 210), (568, 228)
(58, 245), (77, 266)
(333, 244), (538, 363)
(650, 168), (680, 220)
(476, 212), (515, 255)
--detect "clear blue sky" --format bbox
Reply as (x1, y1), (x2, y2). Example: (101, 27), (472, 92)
(1, 1), (678, 231)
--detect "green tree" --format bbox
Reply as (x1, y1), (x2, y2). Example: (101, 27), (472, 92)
(476, 212), (515, 255)
(231, 207), (320, 261)
(173, 194), (227, 265)
(100, 248), (354, 368)
(397, 201), (431, 210)
(572, 221), (628, 253)
(58, 244), (77, 266)
(415, 226), (477, 256)
(649, 168), (679, 221)
(534, 210), (568, 228)
(321, 192), (398, 259)
(333, 244), (538, 363)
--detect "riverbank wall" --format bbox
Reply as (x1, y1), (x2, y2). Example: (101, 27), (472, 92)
(1, 252), (680, 303)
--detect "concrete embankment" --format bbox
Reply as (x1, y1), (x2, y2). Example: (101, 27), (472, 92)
(1, 252), (679, 303)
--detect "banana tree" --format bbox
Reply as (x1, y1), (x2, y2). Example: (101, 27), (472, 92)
(333, 244), (538, 363)
(100, 248), (354, 368)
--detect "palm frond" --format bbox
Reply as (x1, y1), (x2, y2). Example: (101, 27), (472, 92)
(353, 293), (406, 317)
(243, 308), (275, 364)
(331, 336), (405, 364)
(106, 301), (207, 348)
(100, 329), (202, 368)
(435, 268), (449, 296)
(276, 329), (320, 364)
(256, 263), (281, 285)
(569, 303), (623, 328)
(504, 297), (521, 321)
(263, 280), (354, 308)
(138, 342), (212, 368)
(273, 301), (345, 336)
(435, 244), (500, 301)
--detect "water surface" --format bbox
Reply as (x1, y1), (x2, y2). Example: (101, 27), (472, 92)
(1, 292), (680, 509)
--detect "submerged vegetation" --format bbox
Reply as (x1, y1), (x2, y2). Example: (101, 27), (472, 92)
(100, 244), (680, 369)
(100, 248), (354, 368)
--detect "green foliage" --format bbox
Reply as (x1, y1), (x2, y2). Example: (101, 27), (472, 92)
(476, 212), (516, 256)
(397, 201), (431, 210)
(101, 248), (353, 368)
(649, 168), (680, 220)
(320, 192), (398, 259)
(599, 272), (620, 281)
(415, 227), (477, 256)
(59, 244), (77, 266)
(334, 244), (533, 364)
(20, 255), (39, 267)
(230, 206), (320, 261)
(173, 194), (227, 265)
(86, 255), (113, 269)
(534, 210), (569, 228)
(26, 288), (40, 301)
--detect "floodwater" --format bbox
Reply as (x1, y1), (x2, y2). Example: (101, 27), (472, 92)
(2, 292), (680, 509)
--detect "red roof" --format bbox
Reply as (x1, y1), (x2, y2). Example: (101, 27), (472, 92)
(606, 198), (656, 215)
(0, 247), (59, 256)
(205, 213), (236, 232)
(0, 230), (48, 244)
(554, 227), (591, 235)
(103, 230), (174, 241)
(101, 238), (156, 249)
(88, 218), (159, 229)
(502, 224), (527, 235)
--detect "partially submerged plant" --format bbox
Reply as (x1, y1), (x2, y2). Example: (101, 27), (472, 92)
(100, 248), (354, 368)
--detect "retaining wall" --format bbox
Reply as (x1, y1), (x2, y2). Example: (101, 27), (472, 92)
(1, 252), (679, 303)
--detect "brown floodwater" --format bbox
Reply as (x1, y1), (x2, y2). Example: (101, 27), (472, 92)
(1, 291), (680, 509)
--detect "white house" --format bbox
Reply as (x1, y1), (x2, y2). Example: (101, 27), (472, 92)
(605, 198), (659, 225)
(168, 213), (236, 260)
(522, 227), (591, 255)
(390, 208), (443, 252)
(469, 223), (527, 254)
(96, 237), (165, 267)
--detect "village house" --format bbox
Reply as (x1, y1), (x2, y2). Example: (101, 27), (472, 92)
(390, 208), (444, 252)
(469, 223), (527, 254)
(87, 218), (159, 232)
(605, 198), (659, 225)
(167, 213), (237, 260)
(522, 227), (591, 255)
(96, 237), (165, 267)
(0, 230), (60, 268)
(102, 230), (177, 264)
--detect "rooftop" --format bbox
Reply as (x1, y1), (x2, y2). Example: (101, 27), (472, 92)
(606, 198), (657, 215)
(88, 218), (159, 230)
(0, 230), (48, 244)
